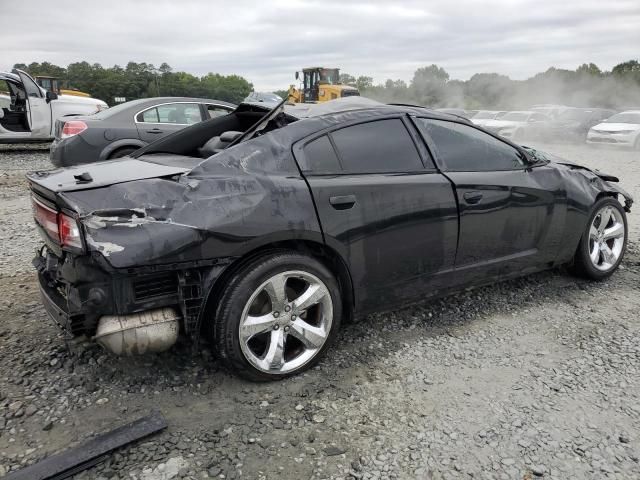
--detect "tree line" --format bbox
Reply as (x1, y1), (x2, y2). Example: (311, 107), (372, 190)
(13, 59), (640, 110)
(334, 60), (640, 110)
(13, 61), (253, 105)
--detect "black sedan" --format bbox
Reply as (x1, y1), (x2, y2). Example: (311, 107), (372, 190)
(28, 98), (633, 381)
(49, 97), (235, 166)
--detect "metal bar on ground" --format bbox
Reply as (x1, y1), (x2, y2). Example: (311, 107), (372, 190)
(4, 411), (167, 480)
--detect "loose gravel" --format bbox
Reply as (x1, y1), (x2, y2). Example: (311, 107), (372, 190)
(0, 142), (638, 480)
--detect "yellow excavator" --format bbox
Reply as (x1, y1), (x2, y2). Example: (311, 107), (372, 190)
(287, 67), (359, 103)
(35, 76), (92, 98)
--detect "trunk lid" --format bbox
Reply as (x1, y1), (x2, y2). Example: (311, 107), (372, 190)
(27, 158), (190, 195)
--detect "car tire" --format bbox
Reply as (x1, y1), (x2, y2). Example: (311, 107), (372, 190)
(109, 147), (138, 159)
(210, 251), (342, 381)
(570, 197), (628, 280)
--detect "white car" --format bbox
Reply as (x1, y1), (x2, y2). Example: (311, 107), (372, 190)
(0, 70), (108, 143)
(470, 110), (507, 127)
(587, 111), (640, 149)
(530, 104), (570, 119)
(481, 110), (550, 140)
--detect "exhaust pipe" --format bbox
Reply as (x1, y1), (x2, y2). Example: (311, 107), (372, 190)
(94, 308), (180, 355)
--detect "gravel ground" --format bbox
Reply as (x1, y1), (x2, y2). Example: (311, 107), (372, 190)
(0, 142), (638, 480)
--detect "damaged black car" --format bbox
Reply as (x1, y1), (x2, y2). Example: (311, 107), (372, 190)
(28, 97), (633, 381)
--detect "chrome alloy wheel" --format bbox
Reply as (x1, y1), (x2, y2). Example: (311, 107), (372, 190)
(238, 271), (333, 374)
(588, 205), (625, 271)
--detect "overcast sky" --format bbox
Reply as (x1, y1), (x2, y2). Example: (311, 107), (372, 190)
(2, 0), (639, 90)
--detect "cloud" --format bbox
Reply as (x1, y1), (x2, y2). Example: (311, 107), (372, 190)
(1, 0), (639, 90)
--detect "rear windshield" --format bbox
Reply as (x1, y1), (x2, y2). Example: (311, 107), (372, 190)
(605, 112), (640, 124)
(90, 99), (149, 119)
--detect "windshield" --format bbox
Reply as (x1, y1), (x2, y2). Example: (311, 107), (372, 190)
(501, 112), (529, 121)
(605, 112), (640, 124)
(320, 69), (339, 85)
(473, 111), (497, 119)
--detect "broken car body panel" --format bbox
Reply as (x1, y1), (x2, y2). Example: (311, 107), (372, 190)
(27, 101), (633, 350)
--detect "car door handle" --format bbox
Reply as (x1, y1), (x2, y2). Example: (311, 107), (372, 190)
(463, 191), (483, 204)
(146, 128), (163, 134)
(329, 195), (356, 210)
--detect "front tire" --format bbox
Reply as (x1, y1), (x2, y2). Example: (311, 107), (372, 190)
(210, 252), (342, 381)
(571, 197), (628, 280)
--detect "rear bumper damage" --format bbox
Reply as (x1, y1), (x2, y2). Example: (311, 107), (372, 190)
(33, 247), (231, 352)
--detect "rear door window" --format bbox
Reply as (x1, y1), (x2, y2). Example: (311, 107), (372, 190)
(138, 103), (203, 124)
(157, 103), (203, 124)
(140, 108), (159, 123)
(301, 135), (342, 173)
(206, 104), (231, 119)
(416, 118), (525, 172)
(330, 119), (424, 173)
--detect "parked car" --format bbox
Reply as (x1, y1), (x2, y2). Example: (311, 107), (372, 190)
(470, 110), (507, 127)
(28, 98), (632, 381)
(587, 110), (640, 149)
(49, 97), (236, 166)
(530, 104), (570, 119)
(528, 108), (616, 142)
(244, 91), (283, 107)
(0, 70), (108, 143)
(481, 110), (550, 140)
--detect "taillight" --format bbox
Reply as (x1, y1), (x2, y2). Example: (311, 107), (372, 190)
(32, 197), (59, 240)
(61, 120), (88, 138)
(32, 197), (83, 250)
(58, 213), (83, 249)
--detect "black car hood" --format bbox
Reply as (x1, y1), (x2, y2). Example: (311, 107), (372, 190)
(27, 158), (190, 194)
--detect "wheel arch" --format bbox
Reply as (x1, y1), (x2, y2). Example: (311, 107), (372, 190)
(201, 239), (355, 333)
(100, 139), (146, 160)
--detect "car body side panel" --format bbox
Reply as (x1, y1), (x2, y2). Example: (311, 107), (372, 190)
(551, 161), (633, 263)
(444, 166), (566, 275)
(56, 132), (323, 269)
(304, 173), (459, 314)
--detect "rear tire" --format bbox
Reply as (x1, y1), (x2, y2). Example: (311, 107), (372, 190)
(108, 146), (138, 159)
(209, 252), (342, 381)
(570, 197), (627, 280)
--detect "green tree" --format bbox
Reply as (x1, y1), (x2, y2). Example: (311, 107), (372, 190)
(339, 73), (356, 86)
(355, 75), (373, 91)
(576, 63), (602, 76)
(410, 64), (449, 106)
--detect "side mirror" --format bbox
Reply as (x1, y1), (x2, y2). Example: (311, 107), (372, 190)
(295, 71), (299, 80)
(0, 110), (4, 119)
(46, 90), (58, 103)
